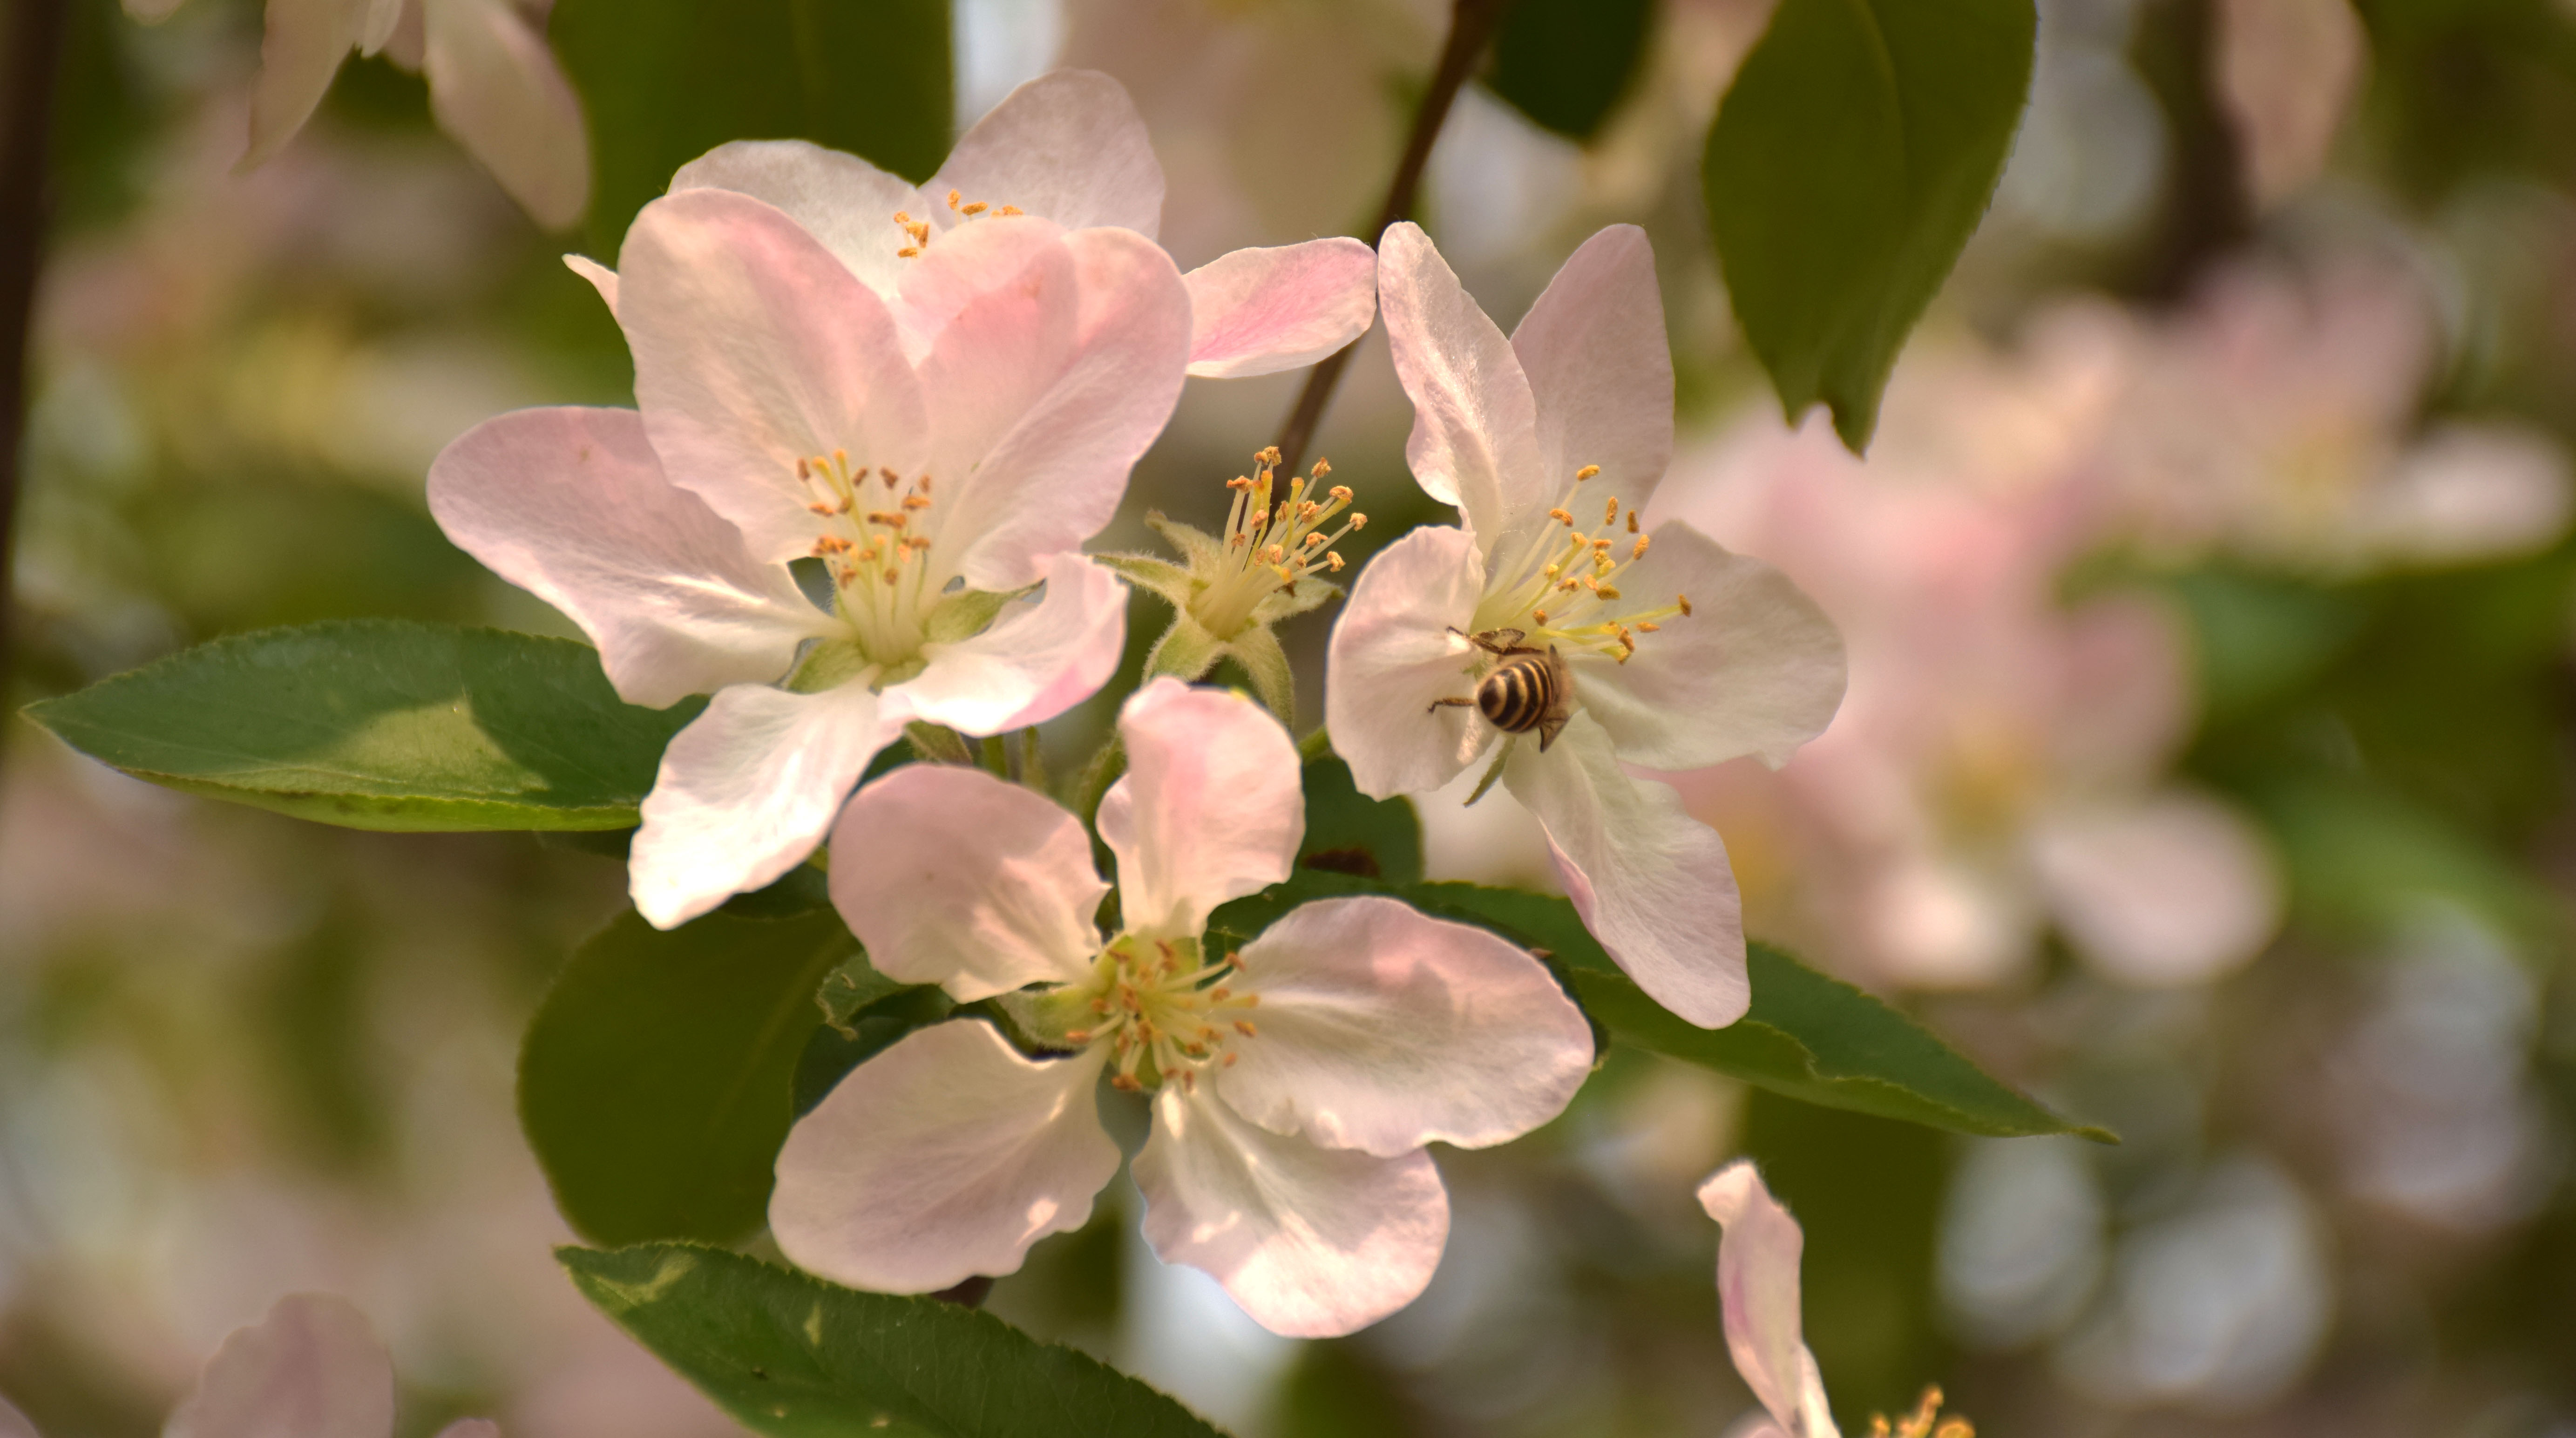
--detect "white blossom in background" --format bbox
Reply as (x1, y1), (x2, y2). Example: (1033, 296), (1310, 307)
(2214, 0), (2367, 210)
(1329, 222), (1846, 1028)
(163, 1292), (497, 1438)
(771, 679), (1594, 1337)
(122, 0), (590, 230)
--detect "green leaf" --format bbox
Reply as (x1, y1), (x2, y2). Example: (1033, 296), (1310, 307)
(1702, 0), (2034, 450)
(794, 985), (955, 1117)
(1485, 0), (1654, 141)
(554, 0), (954, 257)
(1296, 754), (1424, 885)
(21, 621), (699, 832)
(561, 1244), (1231, 1438)
(1208, 871), (2108, 1141)
(520, 908), (857, 1247)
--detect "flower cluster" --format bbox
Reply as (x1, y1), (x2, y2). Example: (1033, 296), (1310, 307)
(425, 69), (1846, 1334)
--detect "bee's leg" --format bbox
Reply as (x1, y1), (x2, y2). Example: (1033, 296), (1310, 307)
(1428, 696), (1478, 712)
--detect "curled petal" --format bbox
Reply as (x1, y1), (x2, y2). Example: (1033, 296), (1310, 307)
(669, 139), (916, 298)
(427, 406), (830, 709)
(630, 681), (895, 929)
(166, 1293), (395, 1438)
(773, 1023), (1121, 1294)
(421, 0), (590, 229)
(829, 764), (1105, 1000)
(562, 253), (619, 318)
(1135, 1086), (1448, 1338)
(1323, 525), (1490, 798)
(1510, 224), (1673, 515)
(1698, 1162), (1841, 1438)
(2030, 790), (2282, 988)
(1508, 718), (1748, 1028)
(933, 69), (1165, 238)
(894, 556), (1128, 737)
(1575, 522), (1846, 771)
(1099, 680), (1302, 940)
(1183, 238), (1378, 378)
(1218, 895), (1593, 1157)
(241, 0), (372, 171)
(1376, 222), (1546, 533)
(620, 189), (927, 563)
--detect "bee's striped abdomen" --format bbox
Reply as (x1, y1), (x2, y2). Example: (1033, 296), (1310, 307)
(1476, 653), (1560, 735)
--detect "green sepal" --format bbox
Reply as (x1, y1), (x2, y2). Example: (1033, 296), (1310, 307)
(1228, 623), (1297, 722)
(1141, 615), (1227, 684)
(1094, 553), (1197, 611)
(1143, 511), (1227, 571)
(924, 585), (1022, 644)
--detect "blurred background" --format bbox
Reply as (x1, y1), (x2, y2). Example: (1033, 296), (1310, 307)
(9, 0), (2576, 1432)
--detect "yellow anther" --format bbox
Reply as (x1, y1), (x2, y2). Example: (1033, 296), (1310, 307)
(1227, 475), (1255, 491)
(1111, 1073), (1142, 1092)
(1626, 509), (1640, 533)
(1596, 584), (1621, 601)
(960, 201), (988, 216)
(1604, 497), (1620, 525)
(1349, 514), (1368, 529)
(1234, 1020), (1259, 1037)
(1329, 485), (1353, 502)
(1256, 445), (1283, 466)
(1592, 538), (1612, 553)
(879, 466), (901, 487)
(1311, 458), (1331, 477)
(1677, 594), (1693, 616)
(1325, 552), (1345, 571)
(902, 494), (932, 510)
(1548, 508), (1575, 526)
(1000, 204), (1023, 215)
(946, 188), (963, 209)
(893, 210), (912, 224)
(1064, 1029), (1091, 1044)
(1637, 620), (1660, 632)
(1532, 608), (1549, 624)
(1575, 464), (1600, 481)
(1633, 535), (1650, 559)
(1222, 1051), (1239, 1067)
(1303, 532), (1327, 548)
(897, 247), (920, 258)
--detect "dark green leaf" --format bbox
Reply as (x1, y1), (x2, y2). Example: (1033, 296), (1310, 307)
(794, 986), (956, 1118)
(561, 1243), (1230, 1438)
(1703, 0), (2034, 449)
(1485, 0), (1654, 141)
(555, 0), (954, 257)
(21, 621), (699, 832)
(521, 908), (857, 1246)
(1296, 754), (1424, 884)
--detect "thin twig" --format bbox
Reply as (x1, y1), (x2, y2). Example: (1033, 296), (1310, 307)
(0, 0), (73, 753)
(1271, 0), (1512, 478)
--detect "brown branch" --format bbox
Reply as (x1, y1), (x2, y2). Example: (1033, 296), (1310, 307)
(0, 0), (73, 725)
(1271, 0), (1511, 478)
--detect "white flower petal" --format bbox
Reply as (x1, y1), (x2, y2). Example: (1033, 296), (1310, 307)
(1323, 525), (1490, 798)
(1098, 680), (1302, 940)
(908, 223), (1191, 591)
(669, 139), (916, 298)
(773, 1023), (1121, 1294)
(427, 406), (831, 709)
(933, 69), (1164, 238)
(0, 1394), (32, 1438)
(1698, 1162), (1841, 1438)
(420, 0), (590, 230)
(1508, 717), (1748, 1028)
(1135, 1086), (1448, 1338)
(241, 0), (372, 170)
(1216, 895), (1593, 1157)
(619, 188), (928, 564)
(1510, 224), (1673, 514)
(2030, 790), (2282, 988)
(1574, 522), (1845, 771)
(1376, 222), (1547, 531)
(629, 680), (894, 929)
(828, 763), (1105, 1000)
(165, 1293), (394, 1438)
(1182, 238), (1379, 378)
(893, 552), (1129, 736)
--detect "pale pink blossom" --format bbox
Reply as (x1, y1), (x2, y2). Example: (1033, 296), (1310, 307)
(164, 1292), (496, 1438)
(771, 679), (1593, 1337)
(1326, 222), (1846, 1028)
(2214, 0), (2366, 210)
(126, 0), (590, 229)
(1698, 1162), (1840, 1438)
(431, 185), (1191, 927)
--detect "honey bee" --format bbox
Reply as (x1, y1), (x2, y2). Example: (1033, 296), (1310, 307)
(1429, 628), (1574, 751)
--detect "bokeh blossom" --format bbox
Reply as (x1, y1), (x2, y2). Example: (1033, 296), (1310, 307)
(771, 679), (1593, 1337)
(1330, 222), (1845, 1026)
(163, 1292), (497, 1438)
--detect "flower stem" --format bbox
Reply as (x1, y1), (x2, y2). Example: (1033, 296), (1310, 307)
(1270, 0), (1513, 477)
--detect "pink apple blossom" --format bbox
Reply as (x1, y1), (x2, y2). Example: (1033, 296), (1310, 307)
(430, 185), (1192, 927)
(770, 678), (1593, 1338)
(1326, 222), (1846, 1029)
(164, 1293), (497, 1438)
(126, 0), (590, 229)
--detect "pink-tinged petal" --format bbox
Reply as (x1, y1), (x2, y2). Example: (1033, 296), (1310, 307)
(894, 553), (1128, 735)
(828, 763), (1105, 1000)
(1511, 224), (1674, 513)
(430, 1424), (500, 1438)
(629, 681), (895, 929)
(1324, 525), (1490, 798)
(2031, 790), (2282, 988)
(620, 189), (927, 564)
(0, 1394), (33, 1438)
(1098, 679), (1302, 940)
(909, 223), (1190, 591)
(562, 253), (618, 318)
(1135, 1086), (1448, 1338)
(773, 1023), (1121, 1294)
(933, 69), (1164, 238)
(1183, 238), (1378, 378)
(427, 407), (831, 709)
(1576, 522), (1845, 771)
(420, 0), (590, 230)
(240, 0), (370, 170)
(670, 139), (916, 298)
(165, 1293), (394, 1438)
(1216, 895), (1592, 1157)
(1698, 1162), (1841, 1438)
(2215, 0), (2365, 210)
(1508, 717), (1748, 1028)
(1376, 222), (1547, 534)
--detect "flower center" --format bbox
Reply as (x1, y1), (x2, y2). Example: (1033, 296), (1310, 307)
(890, 188), (1025, 260)
(1870, 1385), (1973, 1438)
(1191, 446), (1366, 639)
(797, 448), (939, 663)
(1059, 934), (1262, 1095)
(1475, 463), (1689, 665)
